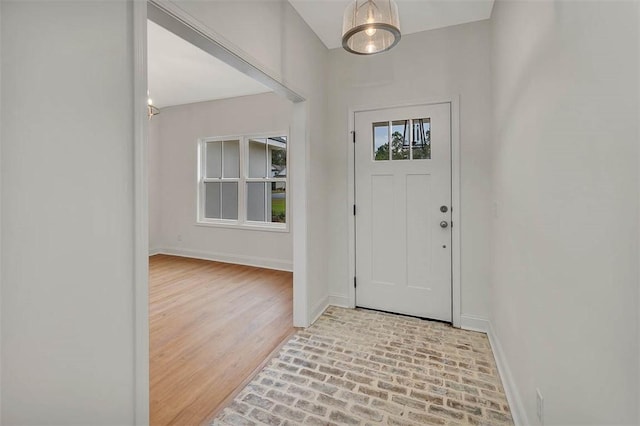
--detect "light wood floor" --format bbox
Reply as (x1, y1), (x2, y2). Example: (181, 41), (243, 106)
(149, 254), (295, 426)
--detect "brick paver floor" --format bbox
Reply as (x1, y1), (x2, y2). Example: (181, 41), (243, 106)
(213, 306), (513, 425)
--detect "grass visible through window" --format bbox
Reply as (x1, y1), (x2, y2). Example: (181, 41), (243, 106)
(272, 191), (286, 223)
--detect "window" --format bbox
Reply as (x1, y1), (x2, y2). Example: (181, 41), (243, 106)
(373, 118), (431, 161)
(198, 133), (288, 230)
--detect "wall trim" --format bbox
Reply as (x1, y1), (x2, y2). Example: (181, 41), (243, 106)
(149, 248), (162, 256)
(132, 1), (150, 424)
(309, 296), (329, 326)
(460, 315), (490, 333)
(487, 321), (529, 426)
(148, 1), (306, 103)
(0, 1), (3, 421)
(290, 101), (310, 327)
(328, 294), (350, 308)
(155, 247), (293, 272)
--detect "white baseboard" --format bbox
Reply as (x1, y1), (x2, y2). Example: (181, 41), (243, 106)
(328, 294), (351, 308)
(460, 315), (490, 333)
(459, 315), (527, 425)
(149, 248), (161, 256)
(309, 296), (329, 326)
(154, 247), (293, 272)
(487, 321), (529, 426)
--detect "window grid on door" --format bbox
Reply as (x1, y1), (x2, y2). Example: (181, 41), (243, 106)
(372, 118), (431, 161)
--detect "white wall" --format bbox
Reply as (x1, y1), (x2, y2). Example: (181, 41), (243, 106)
(0, 0), (334, 421)
(150, 92), (294, 270)
(490, 1), (639, 424)
(166, 0), (330, 321)
(0, 0), (329, 422)
(1, 1), (135, 424)
(326, 21), (493, 320)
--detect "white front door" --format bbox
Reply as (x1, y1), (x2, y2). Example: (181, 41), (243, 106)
(355, 103), (452, 322)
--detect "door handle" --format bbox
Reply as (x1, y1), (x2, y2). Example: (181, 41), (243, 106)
(440, 221), (449, 229)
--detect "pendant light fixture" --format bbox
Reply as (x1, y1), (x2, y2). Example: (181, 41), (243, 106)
(342, 0), (401, 55)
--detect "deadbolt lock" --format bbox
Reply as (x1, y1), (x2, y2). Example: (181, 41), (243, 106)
(440, 205), (448, 213)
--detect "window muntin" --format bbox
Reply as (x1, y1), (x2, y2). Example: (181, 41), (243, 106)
(198, 134), (288, 230)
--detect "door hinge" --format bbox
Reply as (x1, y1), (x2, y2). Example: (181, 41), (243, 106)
(352, 131), (356, 143)
(353, 204), (356, 216)
(354, 276), (357, 288)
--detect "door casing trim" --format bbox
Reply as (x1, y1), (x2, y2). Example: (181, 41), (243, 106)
(347, 97), (461, 327)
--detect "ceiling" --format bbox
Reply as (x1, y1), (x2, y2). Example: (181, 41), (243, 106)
(288, 0), (495, 50)
(147, 21), (271, 109)
(147, 1), (494, 107)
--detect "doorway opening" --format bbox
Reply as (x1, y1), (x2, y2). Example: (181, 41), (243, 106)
(133, 2), (310, 424)
(347, 100), (462, 329)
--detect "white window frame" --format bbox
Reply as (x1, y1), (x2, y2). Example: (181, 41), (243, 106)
(196, 131), (289, 232)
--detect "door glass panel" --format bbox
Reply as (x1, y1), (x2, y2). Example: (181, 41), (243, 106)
(247, 182), (266, 221)
(204, 182), (221, 219)
(248, 138), (267, 178)
(271, 182), (286, 223)
(373, 122), (389, 161)
(205, 142), (222, 178)
(391, 120), (409, 160)
(412, 118), (431, 160)
(269, 137), (287, 177)
(221, 182), (238, 220)
(223, 140), (240, 178)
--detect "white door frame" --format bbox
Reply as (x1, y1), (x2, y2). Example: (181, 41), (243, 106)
(347, 97), (461, 327)
(133, 1), (311, 423)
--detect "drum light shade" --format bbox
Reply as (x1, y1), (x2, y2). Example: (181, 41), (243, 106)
(342, 0), (401, 55)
